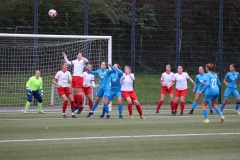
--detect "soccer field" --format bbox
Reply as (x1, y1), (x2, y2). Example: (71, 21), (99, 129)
(0, 106), (240, 160)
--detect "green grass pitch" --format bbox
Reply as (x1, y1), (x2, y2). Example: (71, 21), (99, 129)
(0, 106), (240, 160)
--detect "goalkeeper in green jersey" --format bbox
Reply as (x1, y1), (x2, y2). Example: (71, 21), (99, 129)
(24, 70), (45, 114)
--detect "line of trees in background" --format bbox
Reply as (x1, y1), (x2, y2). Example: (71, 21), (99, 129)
(0, 0), (240, 74)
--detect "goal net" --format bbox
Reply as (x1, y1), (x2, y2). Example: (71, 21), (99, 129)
(0, 33), (112, 113)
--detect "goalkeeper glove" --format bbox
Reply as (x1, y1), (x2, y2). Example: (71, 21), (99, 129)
(41, 89), (44, 96)
(26, 87), (32, 93)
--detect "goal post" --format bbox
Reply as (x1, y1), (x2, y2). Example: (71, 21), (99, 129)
(0, 33), (112, 112)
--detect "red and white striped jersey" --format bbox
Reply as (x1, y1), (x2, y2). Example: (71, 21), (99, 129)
(54, 70), (72, 87)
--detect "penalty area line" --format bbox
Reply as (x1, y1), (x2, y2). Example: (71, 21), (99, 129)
(0, 132), (240, 143)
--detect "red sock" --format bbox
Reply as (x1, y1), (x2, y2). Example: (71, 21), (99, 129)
(174, 103), (178, 112)
(170, 102), (174, 112)
(136, 104), (143, 116)
(156, 100), (163, 111)
(62, 100), (68, 114)
(180, 102), (185, 113)
(78, 95), (83, 109)
(89, 100), (93, 110)
(128, 104), (133, 116)
(74, 95), (78, 106)
(70, 101), (75, 112)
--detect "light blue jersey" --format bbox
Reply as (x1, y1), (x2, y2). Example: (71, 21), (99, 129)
(202, 72), (221, 102)
(225, 72), (239, 89)
(193, 73), (206, 93)
(111, 68), (123, 89)
(87, 65), (115, 90)
(223, 72), (240, 100)
(109, 68), (123, 100)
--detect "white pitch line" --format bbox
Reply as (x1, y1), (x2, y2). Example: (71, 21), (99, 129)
(0, 132), (240, 143)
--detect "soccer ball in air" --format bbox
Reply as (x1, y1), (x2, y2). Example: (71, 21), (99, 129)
(48, 9), (57, 18)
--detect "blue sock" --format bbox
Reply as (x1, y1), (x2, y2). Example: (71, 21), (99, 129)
(208, 103), (213, 111)
(101, 106), (105, 116)
(91, 102), (99, 112)
(215, 108), (222, 116)
(191, 101), (197, 109)
(104, 104), (109, 115)
(203, 110), (208, 119)
(236, 103), (240, 111)
(118, 104), (123, 116)
(220, 104), (225, 112)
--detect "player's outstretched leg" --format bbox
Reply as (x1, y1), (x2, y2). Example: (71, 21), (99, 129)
(87, 101), (99, 117)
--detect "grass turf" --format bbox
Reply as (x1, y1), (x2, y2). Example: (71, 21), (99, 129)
(0, 106), (240, 160)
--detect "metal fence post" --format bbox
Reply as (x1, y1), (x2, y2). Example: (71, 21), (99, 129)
(175, 0), (181, 72)
(131, 0), (136, 74)
(218, 0), (223, 103)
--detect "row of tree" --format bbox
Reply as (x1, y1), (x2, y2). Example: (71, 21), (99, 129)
(0, 0), (240, 74)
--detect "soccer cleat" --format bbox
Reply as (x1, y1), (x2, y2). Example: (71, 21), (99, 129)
(23, 110), (27, 114)
(62, 114), (67, 118)
(140, 116), (146, 119)
(210, 110), (213, 115)
(38, 110), (45, 114)
(155, 111), (159, 114)
(71, 115), (77, 118)
(129, 116), (134, 119)
(172, 112), (176, 116)
(106, 115), (110, 119)
(180, 112), (183, 116)
(73, 106), (79, 112)
(77, 108), (83, 114)
(188, 109), (194, 114)
(235, 110), (240, 115)
(119, 115), (123, 119)
(99, 115), (104, 118)
(86, 112), (93, 117)
(220, 116), (225, 123)
(203, 119), (210, 123)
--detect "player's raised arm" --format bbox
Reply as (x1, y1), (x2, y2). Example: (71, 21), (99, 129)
(86, 68), (99, 75)
(108, 63), (117, 74)
(62, 52), (71, 65)
(81, 57), (89, 63)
